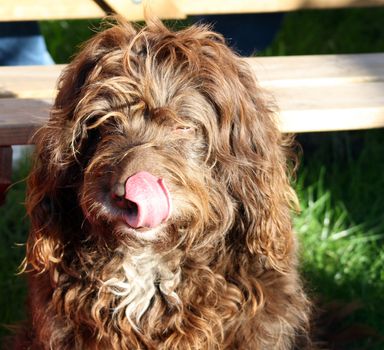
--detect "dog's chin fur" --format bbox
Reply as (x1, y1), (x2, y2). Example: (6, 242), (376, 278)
(114, 222), (167, 241)
(17, 17), (312, 349)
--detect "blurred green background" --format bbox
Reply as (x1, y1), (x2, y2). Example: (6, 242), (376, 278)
(1, 7), (384, 349)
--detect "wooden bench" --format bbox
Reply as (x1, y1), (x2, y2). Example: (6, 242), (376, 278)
(1, 53), (384, 204)
(1, 53), (384, 139)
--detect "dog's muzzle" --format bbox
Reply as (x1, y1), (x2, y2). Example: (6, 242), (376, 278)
(111, 171), (172, 229)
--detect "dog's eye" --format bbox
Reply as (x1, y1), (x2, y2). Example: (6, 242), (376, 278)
(176, 126), (191, 132)
(173, 126), (195, 134)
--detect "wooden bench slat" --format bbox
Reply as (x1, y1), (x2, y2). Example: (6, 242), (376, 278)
(0, 98), (51, 145)
(0, 0), (105, 22)
(2, 0), (384, 22)
(276, 83), (384, 132)
(1, 53), (384, 144)
(2, 54), (383, 98)
(1, 82), (384, 140)
(175, 0), (384, 16)
(274, 82), (384, 110)
(281, 107), (384, 133)
(250, 53), (384, 87)
(0, 65), (63, 99)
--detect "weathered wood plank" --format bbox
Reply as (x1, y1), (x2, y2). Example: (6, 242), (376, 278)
(0, 0), (105, 22)
(1, 81), (383, 139)
(1, 53), (384, 145)
(274, 82), (384, 132)
(2, 54), (383, 99)
(0, 99), (51, 146)
(1, 0), (384, 22)
(0, 65), (63, 99)
(250, 53), (384, 87)
(174, 0), (384, 16)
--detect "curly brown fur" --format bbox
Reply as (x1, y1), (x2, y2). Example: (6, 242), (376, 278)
(16, 18), (311, 349)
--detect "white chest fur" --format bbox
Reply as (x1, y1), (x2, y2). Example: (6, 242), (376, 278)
(100, 248), (181, 330)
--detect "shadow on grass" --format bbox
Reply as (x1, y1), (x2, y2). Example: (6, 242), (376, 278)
(296, 129), (384, 349)
(304, 266), (384, 350)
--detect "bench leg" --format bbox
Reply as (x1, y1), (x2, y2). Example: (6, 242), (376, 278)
(0, 146), (12, 206)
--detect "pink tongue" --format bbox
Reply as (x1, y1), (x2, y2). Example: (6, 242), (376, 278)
(124, 171), (171, 228)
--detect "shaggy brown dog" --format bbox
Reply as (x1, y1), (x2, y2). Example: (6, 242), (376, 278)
(17, 18), (311, 349)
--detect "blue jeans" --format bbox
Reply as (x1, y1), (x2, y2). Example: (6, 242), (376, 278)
(0, 21), (53, 66)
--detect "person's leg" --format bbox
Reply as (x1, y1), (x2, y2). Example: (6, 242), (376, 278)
(0, 21), (54, 65)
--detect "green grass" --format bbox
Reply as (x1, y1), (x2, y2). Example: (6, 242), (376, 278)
(262, 8), (384, 56)
(0, 156), (30, 342)
(295, 131), (384, 348)
(1, 7), (384, 349)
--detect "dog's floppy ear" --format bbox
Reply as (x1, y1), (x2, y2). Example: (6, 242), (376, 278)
(201, 47), (298, 272)
(25, 70), (91, 272)
(25, 21), (138, 272)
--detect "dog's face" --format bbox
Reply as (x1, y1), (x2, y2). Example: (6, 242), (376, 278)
(28, 19), (296, 270)
(65, 23), (241, 250)
(77, 64), (229, 246)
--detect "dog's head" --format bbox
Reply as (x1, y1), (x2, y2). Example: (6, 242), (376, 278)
(27, 18), (297, 272)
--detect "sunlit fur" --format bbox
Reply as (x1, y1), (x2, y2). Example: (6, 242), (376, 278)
(16, 18), (311, 349)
